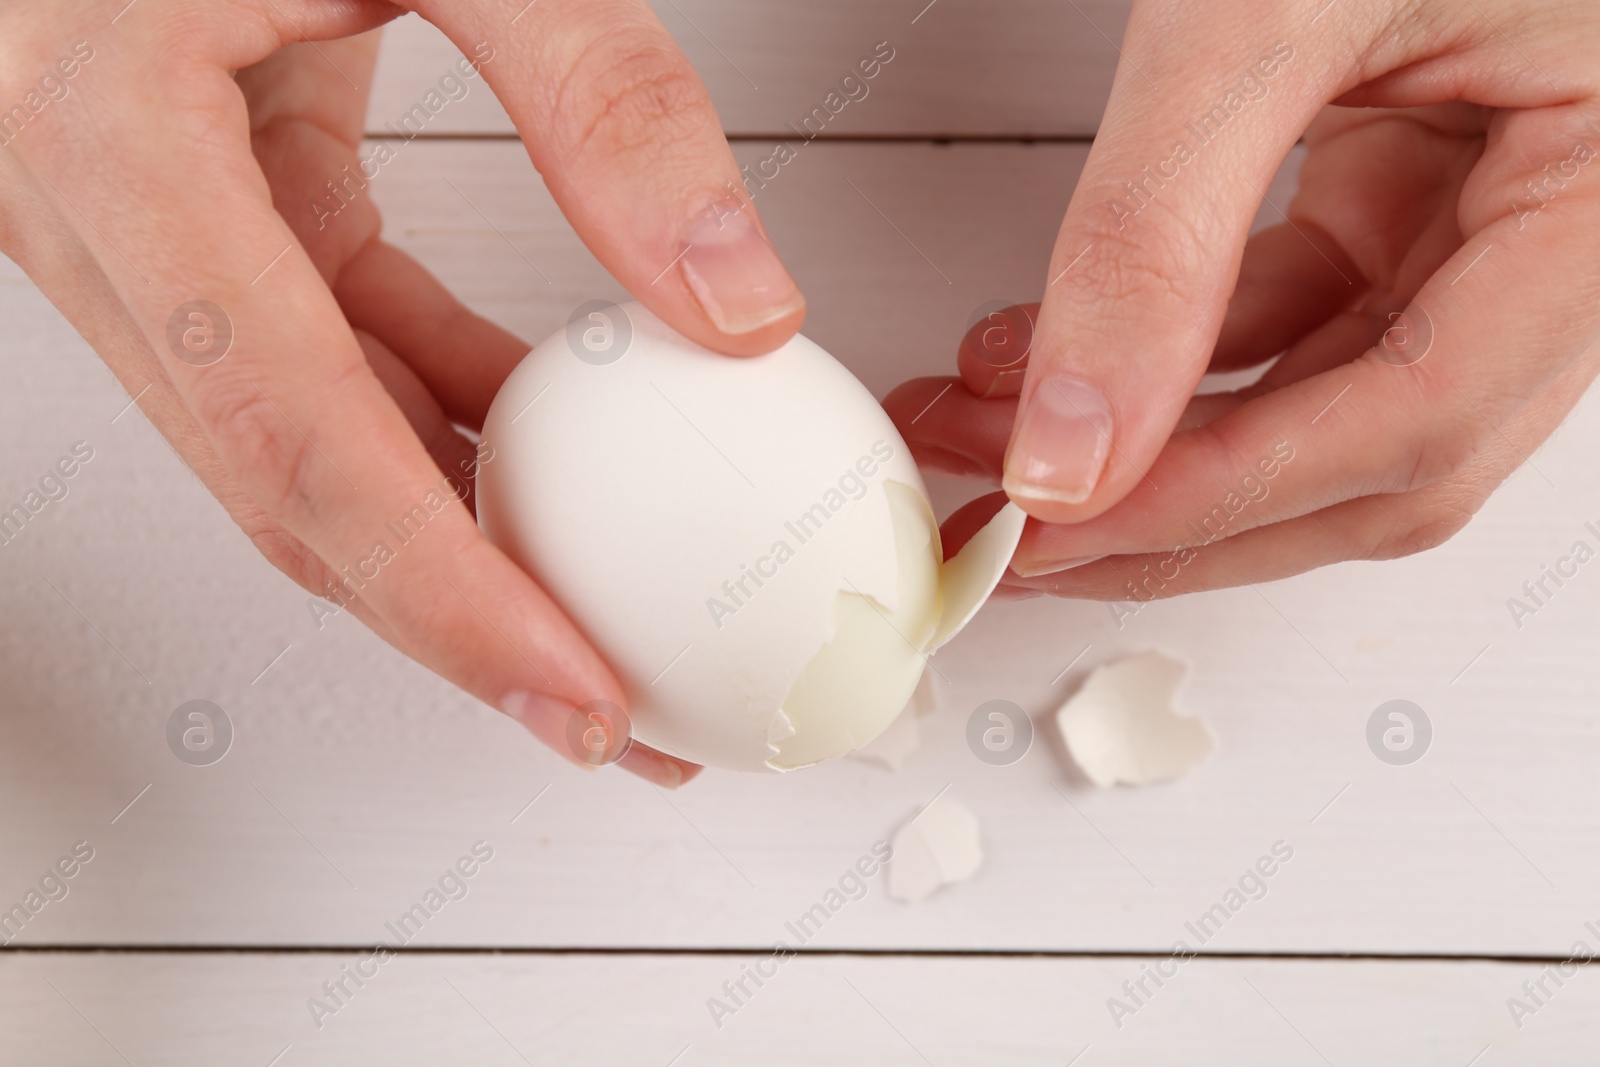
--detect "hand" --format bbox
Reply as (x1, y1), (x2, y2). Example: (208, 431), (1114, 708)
(889, 0), (1600, 601)
(0, 0), (807, 783)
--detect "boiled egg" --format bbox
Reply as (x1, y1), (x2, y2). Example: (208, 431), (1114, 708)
(478, 302), (1023, 772)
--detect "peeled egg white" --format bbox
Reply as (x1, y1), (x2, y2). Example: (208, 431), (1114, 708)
(477, 302), (1024, 772)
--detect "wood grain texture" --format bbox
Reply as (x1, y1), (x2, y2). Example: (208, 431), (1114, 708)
(369, 3), (1130, 138)
(3, 950), (1588, 1064)
(0, 139), (1596, 959)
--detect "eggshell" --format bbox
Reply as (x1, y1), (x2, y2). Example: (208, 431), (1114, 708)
(928, 500), (1028, 650)
(887, 797), (984, 902)
(1056, 651), (1215, 786)
(477, 303), (1022, 772)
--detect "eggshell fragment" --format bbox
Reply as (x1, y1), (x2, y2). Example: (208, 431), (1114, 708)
(1055, 651), (1214, 787)
(765, 482), (940, 770)
(887, 797), (983, 902)
(477, 303), (1022, 773)
(928, 502), (1028, 649)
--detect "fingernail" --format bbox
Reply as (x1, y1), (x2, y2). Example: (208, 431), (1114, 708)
(679, 207), (805, 336)
(1003, 376), (1114, 505)
(982, 367), (1027, 397)
(1010, 553), (1107, 579)
(991, 583), (1044, 601)
(501, 691), (631, 770)
(620, 745), (689, 789)
(653, 759), (683, 788)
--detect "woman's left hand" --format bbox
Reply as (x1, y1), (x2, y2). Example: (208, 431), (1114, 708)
(888, 0), (1600, 603)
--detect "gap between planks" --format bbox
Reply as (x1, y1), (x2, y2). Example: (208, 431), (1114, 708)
(1, 945), (1581, 966)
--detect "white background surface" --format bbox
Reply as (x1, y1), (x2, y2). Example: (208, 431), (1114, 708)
(2, 6), (1598, 1064)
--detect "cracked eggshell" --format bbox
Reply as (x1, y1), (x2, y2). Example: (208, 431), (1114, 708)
(887, 797), (983, 902)
(1056, 651), (1215, 787)
(928, 501), (1028, 650)
(477, 303), (1023, 773)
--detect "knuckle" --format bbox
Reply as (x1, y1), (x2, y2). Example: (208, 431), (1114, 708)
(245, 522), (332, 596)
(1059, 204), (1213, 313)
(551, 32), (711, 167)
(1354, 357), (1484, 495)
(1396, 417), (1480, 494)
(1367, 501), (1477, 561)
(188, 376), (318, 518)
(121, 3), (236, 70)
(1188, 421), (1268, 509)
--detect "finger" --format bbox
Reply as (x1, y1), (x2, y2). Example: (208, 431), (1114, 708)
(243, 28), (701, 784)
(953, 113), (1463, 393)
(1002, 490), (1443, 603)
(1236, 286), (1449, 401)
(334, 238), (529, 429)
(34, 24), (633, 768)
(1187, 121), (1489, 414)
(355, 330), (483, 510)
(1210, 104), (1488, 374)
(954, 223), (1362, 393)
(997, 354), (1459, 579)
(888, 373), (1250, 482)
(938, 491), (1013, 560)
(883, 377), (1015, 479)
(239, 42), (531, 431)
(951, 224), (1361, 392)
(618, 744), (704, 789)
(238, 33), (383, 213)
(412, 0), (805, 354)
(1013, 102), (1600, 576)
(1211, 220), (1363, 371)
(957, 303), (1039, 397)
(1243, 305), (1385, 394)
(1007, 347), (1598, 601)
(1002, 21), (1333, 523)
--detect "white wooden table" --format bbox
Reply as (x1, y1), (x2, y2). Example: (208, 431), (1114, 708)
(3, 7), (1598, 1063)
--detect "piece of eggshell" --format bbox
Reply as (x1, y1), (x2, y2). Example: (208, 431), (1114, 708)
(1055, 651), (1215, 787)
(927, 502), (1028, 650)
(477, 303), (1023, 773)
(887, 797), (984, 902)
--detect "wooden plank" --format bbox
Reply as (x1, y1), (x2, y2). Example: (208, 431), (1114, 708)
(3, 951), (1588, 1064)
(1, 140), (1597, 954)
(369, 4), (1128, 138)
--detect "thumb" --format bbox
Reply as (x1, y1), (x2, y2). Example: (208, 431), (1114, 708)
(415, 0), (805, 355)
(1004, 15), (1329, 520)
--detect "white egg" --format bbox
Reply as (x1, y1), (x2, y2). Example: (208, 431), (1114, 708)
(477, 302), (1024, 772)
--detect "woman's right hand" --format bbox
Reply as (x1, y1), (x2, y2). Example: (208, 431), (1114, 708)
(0, 0), (808, 785)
